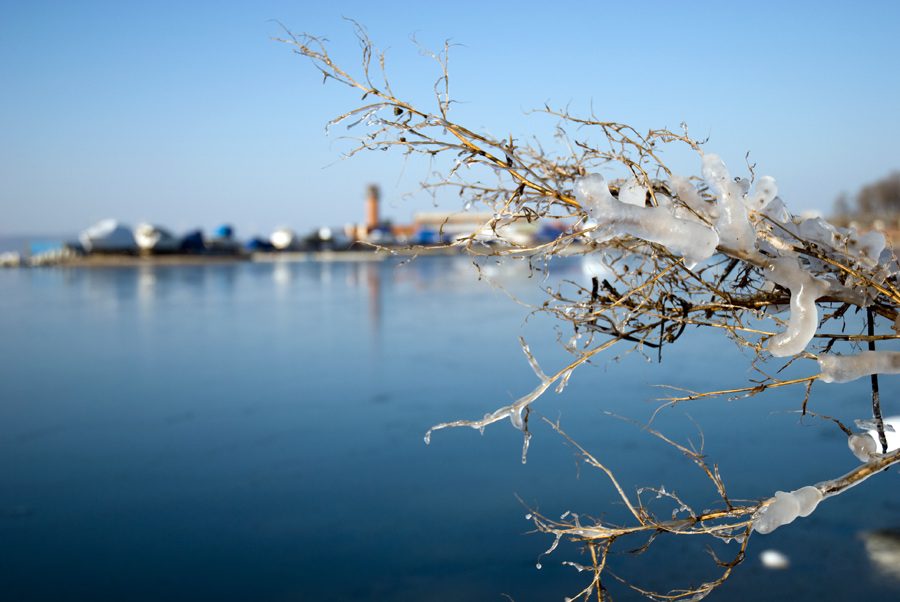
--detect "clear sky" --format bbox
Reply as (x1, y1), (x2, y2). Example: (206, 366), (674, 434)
(2, 0), (899, 238)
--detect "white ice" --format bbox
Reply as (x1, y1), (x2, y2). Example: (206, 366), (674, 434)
(818, 351), (900, 383)
(849, 433), (878, 461)
(575, 173), (718, 269)
(847, 417), (900, 461)
(752, 486), (823, 534)
(617, 177), (649, 207)
(701, 153), (758, 256)
(798, 217), (887, 270)
(578, 153), (877, 360)
(743, 176), (778, 214)
(764, 257), (832, 356)
(668, 174), (718, 222)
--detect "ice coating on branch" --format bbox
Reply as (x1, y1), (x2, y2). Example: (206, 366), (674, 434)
(759, 196), (789, 224)
(580, 154), (868, 357)
(798, 217), (887, 270)
(743, 176), (778, 213)
(764, 257), (832, 356)
(702, 154), (758, 256)
(752, 486), (823, 534)
(694, 154), (846, 356)
(618, 177), (649, 207)
(668, 174), (718, 222)
(575, 173), (718, 269)
(792, 486), (822, 517)
(756, 491), (800, 534)
(849, 433), (878, 462)
(818, 351), (900, 383)
(847, 417), (900, 461)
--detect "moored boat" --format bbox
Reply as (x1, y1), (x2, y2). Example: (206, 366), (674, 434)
(134, 223), (180, 254)
(79, 219), (137, 253)
(270, 228), (298, 251)
(204, 224), (242, 255)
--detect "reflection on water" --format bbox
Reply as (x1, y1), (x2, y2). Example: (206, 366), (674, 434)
(862, 529), (900, 581)
(0, 256), (899, 601)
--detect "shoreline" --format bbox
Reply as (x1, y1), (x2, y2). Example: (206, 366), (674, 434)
(3, 241), (590, 269)
(7, 244), (466, 268)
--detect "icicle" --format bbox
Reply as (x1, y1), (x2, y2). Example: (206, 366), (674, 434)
(520, 336), (549, 383)
(764, 257), (831, 357)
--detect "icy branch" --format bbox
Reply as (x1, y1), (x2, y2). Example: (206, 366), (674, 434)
(575, 173), (718, 269)
(848, 433), (878, 461)
(754, 445), (900, 534)
(751, 486), (822, 534)
(287, 25), (900, 600)
(818, 351), (900, 383)
(764, 257), (832, 356)
(850, 416), (900, 458)
(702, 153), (759, 258)
(797, 216), (887, 270)
(423, 338), (549, 462)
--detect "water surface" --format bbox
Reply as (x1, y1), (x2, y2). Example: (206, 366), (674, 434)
(1, 256), (898, 601)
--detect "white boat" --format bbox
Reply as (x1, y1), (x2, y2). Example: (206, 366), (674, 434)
(0, 251), (21, 267)
(134, 223), (180, 253)
(79, 219), (137, 253)
(270, 228), (298, 250)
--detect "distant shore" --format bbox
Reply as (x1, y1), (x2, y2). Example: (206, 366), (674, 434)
(4, 244), (474, 268)
(1, 238), (593, 269)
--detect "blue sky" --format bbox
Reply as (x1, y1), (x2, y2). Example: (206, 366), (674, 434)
(2, 0), (899, 237)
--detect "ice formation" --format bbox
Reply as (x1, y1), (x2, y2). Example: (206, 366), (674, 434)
(697, 155), (850, 356)
(574, 173), (718, 269)
(668, 174), (718, 222)
(846, 416), (900, 461)
(797, 217), (887, 270)
(696, 154), (880, 356)
(743, 176), (778, 214)
(571, 153), (877, 358)
(849, 433), (878, 462)
(752, 486), (823, 535)
(701, 154), (759, 257)
(818, 351), (900, 383)
(764, 258), (832, 357)
(617, 177), (650, 207)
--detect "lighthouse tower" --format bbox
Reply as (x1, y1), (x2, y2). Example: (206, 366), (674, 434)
(365, 184), (380, 232)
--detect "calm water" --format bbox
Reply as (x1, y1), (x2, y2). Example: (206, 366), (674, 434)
(1, 255), (899, 601)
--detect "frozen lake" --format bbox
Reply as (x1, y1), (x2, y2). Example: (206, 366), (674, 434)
(1, 255), (899, 601)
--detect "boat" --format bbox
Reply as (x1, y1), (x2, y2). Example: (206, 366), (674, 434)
(270, 228), (298, 251)
(134, 223), (180, 253)
(78, 219), (137, 253)
(245, 237), (276, 252)
(0, 251), (22, 267)
(204, 224), (242, 255)
(179, 229), (206, 253)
